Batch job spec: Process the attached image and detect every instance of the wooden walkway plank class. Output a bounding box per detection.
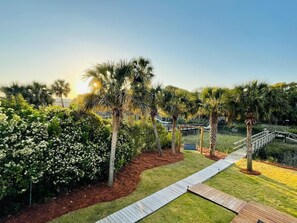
[188,183,247,213]
[96,148,247,223]
[189,184,297,223]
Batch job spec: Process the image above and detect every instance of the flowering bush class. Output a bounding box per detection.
[0,96,137,215]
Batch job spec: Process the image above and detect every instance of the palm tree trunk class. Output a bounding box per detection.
[108,114,120,187]
[209,114,218,157]
[171,117,177,154]
[151,115,162,156]
[246,123,253,172]
[61,95,64,107]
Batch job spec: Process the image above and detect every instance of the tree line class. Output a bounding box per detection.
[1,80,70,108]
[1,57,297,186]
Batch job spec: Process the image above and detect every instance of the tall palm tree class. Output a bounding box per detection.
[130,58,165,156]
[200,87,227,156]
[160,86,193,154]
[233,81,269,172]
[81,59,153,187]
[51,79,71,107]
[147,85,163,156]
[130,57,154,115]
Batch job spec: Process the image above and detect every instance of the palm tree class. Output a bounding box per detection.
[81,59,153,187]
[147,85,163,156]
[129,58,164,156]
[160,86,193,154]
[233,81,269,172]
[1,82,53,107]
[26,82,54,107]
[51,80,71,107]
[130,57,154,115]
[200,87,227,156]
[0,82,27,98]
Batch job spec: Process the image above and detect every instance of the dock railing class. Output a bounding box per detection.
[232,130,275,152]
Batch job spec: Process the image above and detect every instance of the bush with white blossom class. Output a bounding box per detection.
[0,96,137,215]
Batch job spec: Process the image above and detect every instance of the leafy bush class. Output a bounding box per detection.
[129,121,171,153]
[0,97,138,216]
[254,139,297,167]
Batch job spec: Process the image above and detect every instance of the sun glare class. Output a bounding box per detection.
[76,80,90,94]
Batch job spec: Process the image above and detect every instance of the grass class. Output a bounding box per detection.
[52,135,297,222]
[141,193,235,223]
[51,151,231,223]
[206,159,297,217]
[182,132,245,153]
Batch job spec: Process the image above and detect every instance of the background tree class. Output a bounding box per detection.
[200,87,227,156]
[0,82,26,98]
[264,83,290,124]
[1,82,53,107]
[51,79,71,107]
[25,82,54,107]
[160,86,197,154]
[233,81,269,172]
[285,82,297,125]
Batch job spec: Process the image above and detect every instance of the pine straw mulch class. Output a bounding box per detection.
[3,150,183,223]
[198,147,228,161]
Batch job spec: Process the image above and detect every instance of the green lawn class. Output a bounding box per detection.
[183,132,245,153]
[140,159,297,222]
[206,159,297,217]
[52,146,297,223]
[141,193,235,223]
[51,151,223,223]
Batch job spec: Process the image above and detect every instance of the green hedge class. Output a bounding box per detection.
[0,96,173,216]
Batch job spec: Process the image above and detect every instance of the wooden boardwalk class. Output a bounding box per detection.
[232,201,297,223]
[96,147,247,223]
[189,184,297,223]
[188,183,247,213]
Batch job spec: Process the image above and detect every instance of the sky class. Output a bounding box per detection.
[0,0,296,98]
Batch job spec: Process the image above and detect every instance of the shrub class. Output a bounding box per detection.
[254,139,297,167]
[0,99,138,216]
[129,120,171,153]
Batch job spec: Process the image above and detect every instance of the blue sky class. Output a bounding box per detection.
[0,0,296,98]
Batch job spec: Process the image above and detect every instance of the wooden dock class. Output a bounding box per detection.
[188,183,247,213]
[96,148,247,223]
[232,201,297,223]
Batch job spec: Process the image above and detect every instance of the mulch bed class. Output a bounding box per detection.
[3,150,183,223]
[240,169,262,175]
[198,147,228,161]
